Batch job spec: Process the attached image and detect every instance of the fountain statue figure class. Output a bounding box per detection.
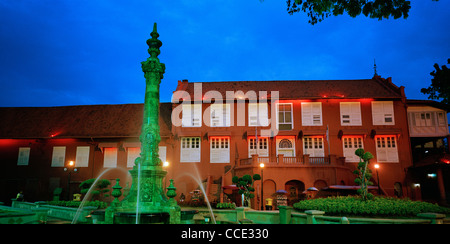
[114,23,180,224]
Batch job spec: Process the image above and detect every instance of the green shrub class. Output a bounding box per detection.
[216,202,236,209]
[47,200,108,209]
[293,196,450,217]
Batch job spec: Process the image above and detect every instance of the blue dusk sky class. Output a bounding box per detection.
[0,0,449,107]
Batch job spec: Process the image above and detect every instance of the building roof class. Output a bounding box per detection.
[0,103,172,139]
[407,99,450,112]
[173,76,405,101]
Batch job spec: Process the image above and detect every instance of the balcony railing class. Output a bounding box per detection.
[239,154,343,167]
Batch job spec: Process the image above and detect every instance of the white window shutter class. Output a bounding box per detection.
[224,104,231,126]
[51,146,66,167]
[75,146,90,167]
[248,103,258,126]
[182,104,192,127]
[104,148,118,168]
[17,147,30,166]
[259,103,269,126]
[158,146,167,163]
[350,103,362,125]
[210,138,230,163]
[302,103,312,125]
[312,103,322,125]
[192,104,202,126]
[372,102,384,125]
[127,147,140,167]
[386,137,399,162]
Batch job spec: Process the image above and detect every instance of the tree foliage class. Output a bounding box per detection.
[79,178,111,199]
[232,174,261,207]
[285,0,412,24]
[353,148,374,201]
[421,59,450,105]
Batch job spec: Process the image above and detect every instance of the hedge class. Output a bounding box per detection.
[293,196,450,217]
[46,200,108,209]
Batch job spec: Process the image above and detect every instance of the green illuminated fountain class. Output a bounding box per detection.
[113,23,181,224]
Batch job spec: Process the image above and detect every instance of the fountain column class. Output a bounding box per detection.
[119,23,180,223]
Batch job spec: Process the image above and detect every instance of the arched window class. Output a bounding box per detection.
[279,139,293,149]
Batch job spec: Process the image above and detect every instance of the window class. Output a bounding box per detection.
[248,137,269,157]
[17,147,30,166]
[159,146,167,163]
[75,146,90,167]
[375,136,399,162]
[438,112,446,126]
[210,137,230,163]
[51,146,66,167]
[182,104,202,127]
[276,137,295,157]
[104,148,118,168]
[126,146,167,167]
[180,137,201,162]
[248,103,268,126]
[372,101,394,125]
[340,102,362,126]
[303,136,324,157]
[302,102,322,126]
[210,104,231,127]
[127,147,140,168]
[414,112,433,127]
[342,136,363,162]
[277,103,293,130]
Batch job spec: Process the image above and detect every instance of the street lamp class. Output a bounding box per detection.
[374,163,380,195]
[64,161,78,200]
[260,163,264,211]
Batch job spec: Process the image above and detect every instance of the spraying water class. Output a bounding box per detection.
[71,167,129,224]
[175,164,216,224]
[135,162,141,224]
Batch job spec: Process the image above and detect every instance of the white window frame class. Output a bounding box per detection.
[437,112,447,126]
[276,137,296,157]
[180,137,201,163]
[182,104,202,127]
[210,103,231,127]
[303,136,324,157]
[51,146,66,167]
[276,103,294,130]
[248,103,269,127]
[248,137,269,157]
[127,147,140,168]
[372,101,395,125]
[342,136,364,162]
[375,136,399,162]
[340,102,362,126]
[75,146,90,167]
[210,137,230,163]
[126,146,167,167]
[17,147,30,166]
[302,102,322,126]
[103,147,118,168]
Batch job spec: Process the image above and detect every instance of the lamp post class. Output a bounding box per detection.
[64,161,78,200]
[374,163,380,195]
[260,163,264,211]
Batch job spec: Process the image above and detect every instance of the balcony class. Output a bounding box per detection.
[238,154,346,168]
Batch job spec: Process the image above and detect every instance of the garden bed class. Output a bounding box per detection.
[293,196,450,218]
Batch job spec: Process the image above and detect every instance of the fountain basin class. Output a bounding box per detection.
[181,210,198,220]
[114,211,170,224]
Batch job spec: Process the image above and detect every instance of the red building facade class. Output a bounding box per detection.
[0,76,420,208]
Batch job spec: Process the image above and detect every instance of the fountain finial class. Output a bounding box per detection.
[147,22,162,58]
